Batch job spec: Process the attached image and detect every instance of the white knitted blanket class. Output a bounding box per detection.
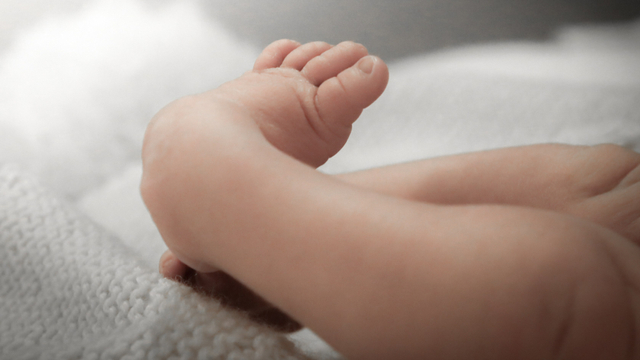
[0,164,310,359]
[0,1,638,359]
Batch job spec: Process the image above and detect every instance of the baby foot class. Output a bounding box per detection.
[144,39,388,255]
[206,39,388,167]
[143,40,388,330]
[144,39,389,271]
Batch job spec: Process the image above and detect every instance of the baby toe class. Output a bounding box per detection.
[253,39,301,71]
[281,41,333,70]
[159,250,190,280]
[301,41,368,86]
[312,55,389,152]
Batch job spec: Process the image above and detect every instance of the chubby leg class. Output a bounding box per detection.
[145,133,640,359]
[337,143,640,243]
[161,143,640,332]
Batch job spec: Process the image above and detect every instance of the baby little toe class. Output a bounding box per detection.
[253,39,301,71]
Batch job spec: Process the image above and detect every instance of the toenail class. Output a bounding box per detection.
[357,56,375,74]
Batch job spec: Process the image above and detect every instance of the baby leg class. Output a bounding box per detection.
[337,143,640,242]
[161,142,640,332]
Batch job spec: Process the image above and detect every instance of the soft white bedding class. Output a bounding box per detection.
[0,1,638,358]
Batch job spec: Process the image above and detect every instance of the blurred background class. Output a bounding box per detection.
[2,0,639,61]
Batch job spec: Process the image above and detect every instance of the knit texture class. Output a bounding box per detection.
[0,165,309,360]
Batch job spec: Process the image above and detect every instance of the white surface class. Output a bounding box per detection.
[0,0,87,51]
[0,0,258,198]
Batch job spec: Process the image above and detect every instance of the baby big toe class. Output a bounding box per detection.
[313,55,389,149]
